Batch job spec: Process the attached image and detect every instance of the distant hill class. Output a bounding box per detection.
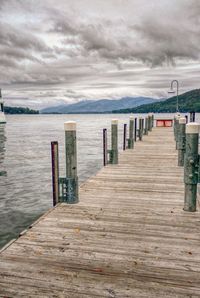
[41,97,160,114]
[5,106,39,114]
[113,89,200,113]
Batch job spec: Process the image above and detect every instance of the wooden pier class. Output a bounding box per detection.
[1,126,200,297]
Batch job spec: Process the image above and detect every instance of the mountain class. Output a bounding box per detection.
[113,89,200,113]
[41,97,159,114]
[5,106,39,114]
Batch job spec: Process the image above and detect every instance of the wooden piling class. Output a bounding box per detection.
[51,141,59,206]
[134,118,137,142]
[103,128,107,166]
[189,112,195,122]
[177,117,186,167]
[64,121,79,204]
[139,117,143,141]
[184,122,200,212]
[110,119,118,164]
[144,117,148,135]
[123,124,127,151]
[128,116,134,149]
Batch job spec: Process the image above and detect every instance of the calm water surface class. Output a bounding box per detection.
[0,113,199,248]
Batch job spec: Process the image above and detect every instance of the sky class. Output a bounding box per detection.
[0,0,200,109]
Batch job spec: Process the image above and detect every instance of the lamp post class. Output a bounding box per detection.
[168,80,179,112]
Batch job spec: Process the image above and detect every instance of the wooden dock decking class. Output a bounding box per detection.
[1,127,200,297]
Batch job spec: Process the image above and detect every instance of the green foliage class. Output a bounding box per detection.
[113,89,200,113]
[4,106,39,114]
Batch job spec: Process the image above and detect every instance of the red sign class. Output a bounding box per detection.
[156,119,173,127]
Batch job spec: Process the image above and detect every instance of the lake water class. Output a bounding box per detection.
[0,113,199,248]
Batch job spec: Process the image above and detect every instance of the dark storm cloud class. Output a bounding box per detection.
[0,0,200,108]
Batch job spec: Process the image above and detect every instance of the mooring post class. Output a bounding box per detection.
[139,117,143,141]
[103,128,108,166]
[128,116,134,149]
[51,141,59,206]
[109,119,118,164]
[148,114,152,132]
[144,117,148,135]
[185,115,188,123]
[177,117,186,166]
[184,122,200,212]
[123,123,127,151]
[152,114,154,128]
[174,114,181,149]
[190,112,195,122]
[134,118,137,142]
[64,121,79,203]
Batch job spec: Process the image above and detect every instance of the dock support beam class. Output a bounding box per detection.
[64,121,79,204]
[177,117,186,167]
[128,116,134,149]
[109,119,118,164]
[184,123,200,212]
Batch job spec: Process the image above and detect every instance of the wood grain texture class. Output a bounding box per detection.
[1,127,200,297]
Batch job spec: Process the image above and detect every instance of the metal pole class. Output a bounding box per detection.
[103,128,107,166]
[128,116,134,149]
[123,124,127,151]
[184,123,200,212]
[177,117,186,167]
[51,141,59,206]
[110,119,118,164]
[64,121,79,203]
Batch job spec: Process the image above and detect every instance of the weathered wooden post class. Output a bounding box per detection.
[139,117,143,141]
[103,128,108,166]
[148,114,152,131]
[109,119,118,164]
[174,114,181,149]
[152,114,154,128]
[190,112,195,122]
[144,117,148,135]
[63,121,79,203]
[128,116,134,149]
[51,141,59,206]
[177,117,186,166]
[184,122,200,212]
[134,118,137,142]
[123,124,127,151]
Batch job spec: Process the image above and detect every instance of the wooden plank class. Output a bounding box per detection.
[0,127,200,297]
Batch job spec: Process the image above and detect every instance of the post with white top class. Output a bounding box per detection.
[109,119,118,164]
[63,121,79,203]
[174,114,181,149]
[177,117,186,166]
[128,116,134,149]
[184,123,200,212]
